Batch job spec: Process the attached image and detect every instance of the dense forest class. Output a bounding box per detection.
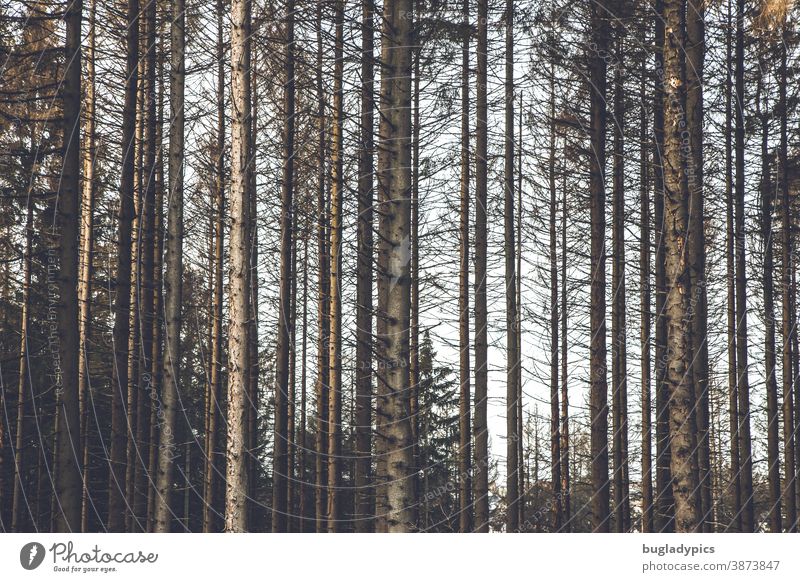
[0,0,799,533]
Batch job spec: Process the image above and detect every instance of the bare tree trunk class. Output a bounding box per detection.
[11,198,34,532]
[225,0,252,532]
[611,32,630,533]
[653,0,674,532]
[272,0,295,533]
[560,143,571,532]
[723,0,741,532]
[147,52,166,531]
[154,0,185,532]
[375,0,415,532]
[733,0,754,532]
[473,0,490,533]
[780,32,797,533]
[299,236,309,531]
[663,0,700,532]
[589,0,610,533]
[548,70,562,532]
[686,0,711,532]
[135,0,157,530]
[759,83,781,532]
[108,0,139,533]
[79,0,97,532]
[354,0,375,533]
[326,0,344,533]
[639,63,653,533]
[203,0,225,533]
[457,0,472,535]
[504,0,520,533]
[410,35,421,530]
[314,1,329,532]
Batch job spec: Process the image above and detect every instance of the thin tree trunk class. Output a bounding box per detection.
[203,0,225,533]
[759,85,781,532]
[733,0,754,532]
[686,0,711,532]
[375,0,415,533]
[780,31,797,532]
[639,62,653,533]
[548,69,562,532]
[589,0,610,533]
[108,0,139,533]
[457,0,472,535]
[560,141,571,532]
[354,0,375,533]
[473,0,490,533]
[11,198,34,532]
[314,1,329,532]
[299,236,309,531]
[78,0,97,533]
[225,0,252,532]
[154,0,185,533]
[272,0,295,533]
[135,0,157,530]
[723,0,741,532]
[611,31,630,533]
[326,0,344,533]
[504,0,520,534]
[653,0,674,532]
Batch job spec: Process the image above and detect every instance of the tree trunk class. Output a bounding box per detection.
[203,0,225,533]
[639,63,653,533]
[548,69,562,532]
[375,0,415,533]
[272,0,295,533]
[473,0,490,533]
[653,0,674,532]
[108,0,139,533]
[780,32,797,532]
[354,0,375,533]
[611,31,630,533]
[733,0,754,532]
[457,0,472,534]
[723,0,741,532]
[314,1,330,532]
[225,0,252,532]
[759,84,781,532]
[560,141,571,532]
[663,0,700,532]
[686,0,711,532]
[154,0,185,533]
[589,0,610,533]
[504,0,520,534]
[326,0,344,533]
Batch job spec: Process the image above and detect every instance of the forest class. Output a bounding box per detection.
[0,0,799,534]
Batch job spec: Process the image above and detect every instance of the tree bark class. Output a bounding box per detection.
[504,0,520,534]
[457,0,472,534]
[733,0,754,532]
[611,31,630,533]
[108,0,139,533]
[326,0,344,533]
[272,0,295,533]
[375,0,415,533]
[154,0,185,533]
[225,0,252,532]
[355,0,375,533]
[473,0,490,533]
[589,0,610,533]
[203,0,225,533]
[662,0,700,532]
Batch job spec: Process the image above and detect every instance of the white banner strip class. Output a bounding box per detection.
[0,533,797,581]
